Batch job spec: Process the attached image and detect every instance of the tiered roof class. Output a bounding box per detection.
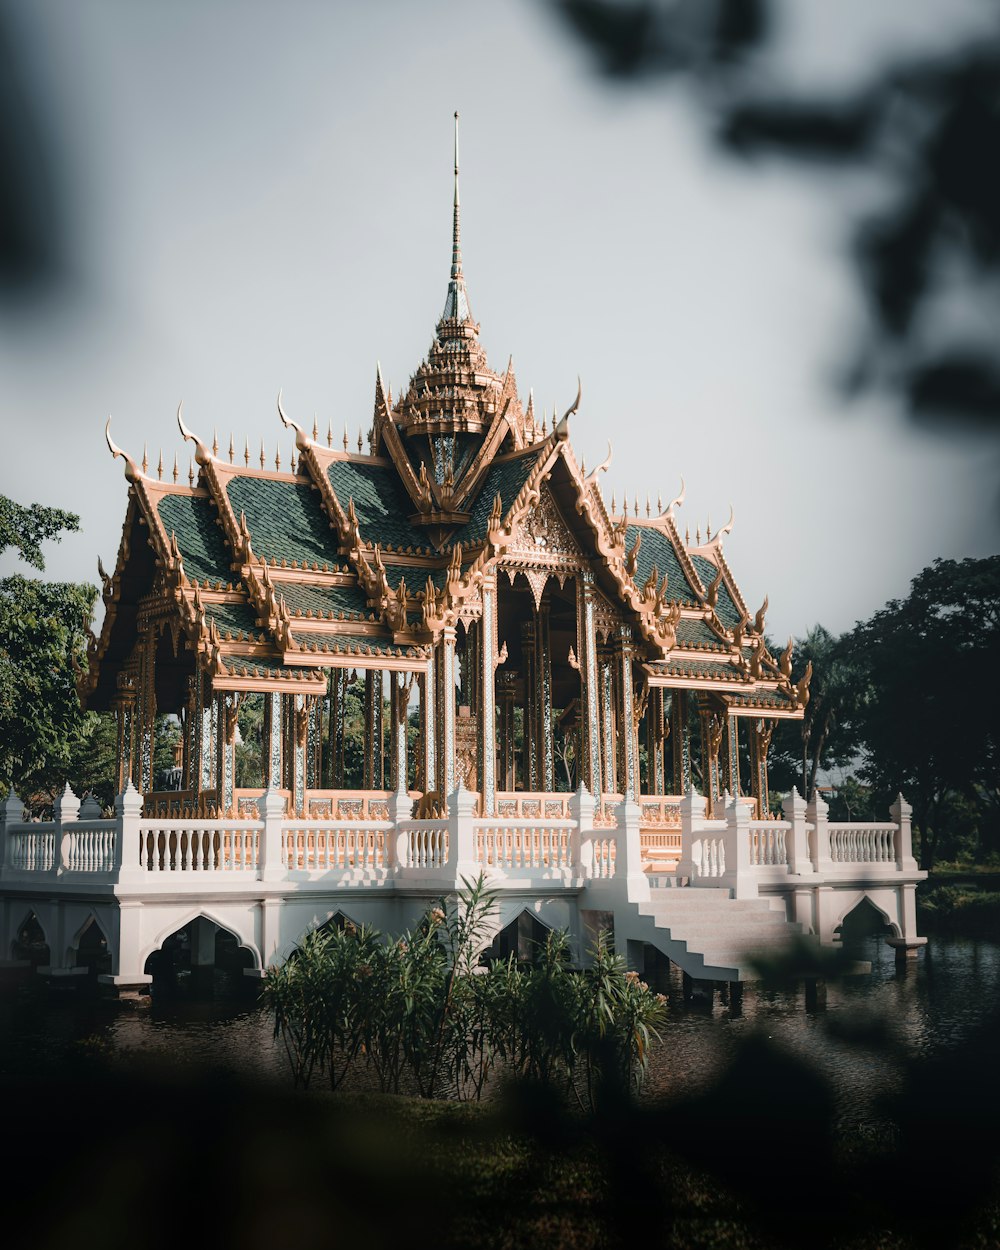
[85,118,809,722]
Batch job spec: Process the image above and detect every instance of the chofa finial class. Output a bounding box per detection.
[105,417,140,481]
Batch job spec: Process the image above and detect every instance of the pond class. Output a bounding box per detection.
[2,933,996,1132]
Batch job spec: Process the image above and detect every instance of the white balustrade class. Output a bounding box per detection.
[64,822,117,873]
[398,820,449,869]
[476,820,574,873]
[137,820,260,872]
[591,834,617,879]
[828,823,897,864]
[282,822,388,872]
[748,820,790,867]
[9,826,55,872]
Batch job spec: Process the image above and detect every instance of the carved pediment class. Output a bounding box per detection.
[506,487,585,564]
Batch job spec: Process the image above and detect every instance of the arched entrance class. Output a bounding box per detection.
[144,916,255,998]
[11,912,49,967]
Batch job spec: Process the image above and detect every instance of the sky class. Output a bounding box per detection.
[1,0,997,645]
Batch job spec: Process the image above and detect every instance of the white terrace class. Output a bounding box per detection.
[0,783,926,992]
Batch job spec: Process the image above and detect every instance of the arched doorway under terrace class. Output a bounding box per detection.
[11,912,49,968]
[143,916,256,998]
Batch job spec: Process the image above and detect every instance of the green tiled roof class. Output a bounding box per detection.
[327,460,430,551]
[452,450,541,546]
[727,689,797,711]
[157,494,233,585]
[647,657,747,682]
[382,562,450,592]
[674,616,727,650]
[289,631,429,658]
[690,554,742,627]
[277,581,373,620]
[226,476,334,567]
[222,654,324,681]
[625,525,701,605]
[204,600,262,640]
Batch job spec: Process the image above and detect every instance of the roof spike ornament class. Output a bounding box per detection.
[259,439,266,470]
[142,443,148,475]
[277,388,311,452]
[212,428,219,457]
[312,415,319,441]
[343,424,349,452]
[228,433,234,463]
[188,457,195,487]
[157,449,163,480]
[663,477,685,521]
[172,452,179,483]
[326,419,332,448]
[244,436,250,467]
[358,428,363,454]
[177,402,213,465]
[104,417,141,482]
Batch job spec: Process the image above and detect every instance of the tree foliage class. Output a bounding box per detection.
[0,495,102,806]
[847,555,1000,868]
[552,0,1000,429]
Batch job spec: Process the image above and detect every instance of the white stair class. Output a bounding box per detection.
[621,886,812,981]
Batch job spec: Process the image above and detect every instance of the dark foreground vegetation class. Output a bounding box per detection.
[918,871,1000,938]
[2,1004,998,1250]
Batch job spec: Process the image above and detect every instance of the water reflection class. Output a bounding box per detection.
[1,934,997,1128]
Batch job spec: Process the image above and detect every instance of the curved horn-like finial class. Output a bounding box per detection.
[105,417,140,481]
[585,439,613,485]
[716,504,735,542]
[277,388,311,452]
[176,402,212,466]
[554,377,581,440]
[662,476,685,520]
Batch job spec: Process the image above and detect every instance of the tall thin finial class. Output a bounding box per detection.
[451,111,462,281]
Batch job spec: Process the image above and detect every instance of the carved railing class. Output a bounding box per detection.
[283,821,389,872]
[828,823,897,864]
[477,820,574,873]
[748,820,790,867]
[137,819,260,872]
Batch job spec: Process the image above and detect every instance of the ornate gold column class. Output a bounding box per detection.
[478,577,498,815]
[136,626,156,795]
[363,671,380,790]
[535,592,554,793]
[699,701,724,817]
[263,691,283,789]
[649,688,667,795]
[724,713,741,797]
[751,718,775,818]
[616,625,640,800]
[421,655,436,794]
[576,572,603,799]
[438,627,457,797]
[216,691,239,814]
[390,672,412,793]
[328,668,348,788]
[599,647,616,796]
[520,620,537,790]
[115,671,138,793]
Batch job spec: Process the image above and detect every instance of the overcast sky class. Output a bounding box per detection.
[2,0,997,644]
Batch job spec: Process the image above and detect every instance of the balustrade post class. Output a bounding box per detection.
[890,794,919,872]
[676,787,706,883]
[388,789,414,875]
[113,782,144,883]
[448,783,478,883]
[52,783,80,876]
[258,789,286,882]
[806,790,833,875]
[615,797,650,902]
[569,784,595,879]
[781,787,813,876]
[723,793,757,899]
[0,791,25,876]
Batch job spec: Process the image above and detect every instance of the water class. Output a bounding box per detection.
[1,934,997,1131]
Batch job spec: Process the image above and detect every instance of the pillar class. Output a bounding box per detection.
[136,627,156,794]
[363,670,381,790]
[114,672,138,793]
[599,648,616,796]
[421,655,436,794]
[521,620,537,790]
[216,691,238,815]
[699,702,723,817]
[649,688,667,795]
[577,573,603,801]
[617,625,639,801]
[263,691,283,790]
[535,592,554,793]
[479,578,498,815]
[391,672,411,793]
[725,714,740,797]
[439,628,457,798]
[751,718,775,818]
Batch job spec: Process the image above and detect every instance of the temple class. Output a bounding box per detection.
[0,118,926,991]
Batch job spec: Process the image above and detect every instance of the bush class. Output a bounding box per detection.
[262,875,668,1107]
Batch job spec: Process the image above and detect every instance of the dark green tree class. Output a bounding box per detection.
[847,555,1000,868]
[0,496,99,807]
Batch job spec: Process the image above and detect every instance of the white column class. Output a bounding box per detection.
[577,573,604,801]
[617,626,639,800]
[479,579,498,815]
